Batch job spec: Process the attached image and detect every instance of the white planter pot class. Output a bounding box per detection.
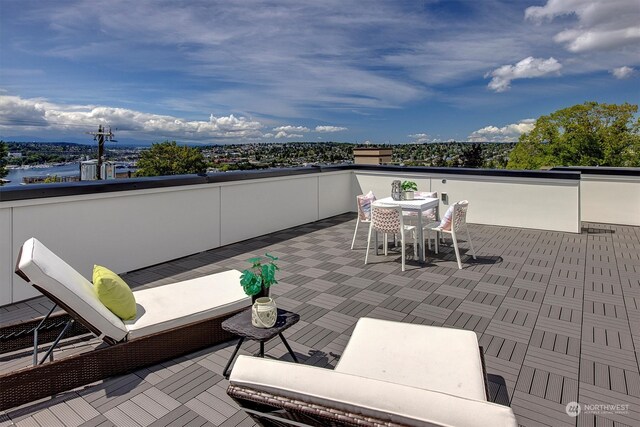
[402,191,414,200]
[251,297,277,328]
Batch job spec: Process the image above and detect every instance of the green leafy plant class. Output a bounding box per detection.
[401,180,418,191]
[239,253,279,296]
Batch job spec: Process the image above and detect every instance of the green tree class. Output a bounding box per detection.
[43,175,60,183]
[460,143,483,168]
[0,141,8,183]
[135,141,208,177]
[508,102,640,169]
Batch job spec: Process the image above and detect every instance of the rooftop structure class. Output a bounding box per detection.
[1,164,639,426]
[353,147,393,165]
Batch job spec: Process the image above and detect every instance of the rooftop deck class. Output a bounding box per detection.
[1,214,639,427]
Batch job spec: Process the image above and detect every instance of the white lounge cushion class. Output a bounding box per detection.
[335,318,486,400]
[230,356,517,427]
[125,270,249,339]
[16,238,128,342]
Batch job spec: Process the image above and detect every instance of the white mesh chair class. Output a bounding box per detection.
[425,200,476,269]
[365,202,417,271]
[351,192,376,250]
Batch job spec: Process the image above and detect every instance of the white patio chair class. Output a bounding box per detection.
[350,191,376,249]
[425,200,476,269]
[365,202,417,271]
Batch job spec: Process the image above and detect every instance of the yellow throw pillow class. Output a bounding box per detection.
[93,265,137,320]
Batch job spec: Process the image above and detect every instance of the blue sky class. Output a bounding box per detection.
[0,0,638,145]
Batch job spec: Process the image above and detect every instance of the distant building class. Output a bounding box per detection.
[8,152,22,158]
[80,160,116,180]
[353,147,392,165]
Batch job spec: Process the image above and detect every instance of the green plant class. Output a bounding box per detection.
[239,253,279,296]
[401,180,417,191]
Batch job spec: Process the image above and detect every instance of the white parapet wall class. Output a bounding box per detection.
[0,170,353,306]
[353,169,581,233]
[3,165,632,306]
[579,173,640,226]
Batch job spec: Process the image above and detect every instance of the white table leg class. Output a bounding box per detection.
[418,210,424,263]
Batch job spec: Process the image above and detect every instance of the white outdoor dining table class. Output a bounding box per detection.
[376,196,440,263]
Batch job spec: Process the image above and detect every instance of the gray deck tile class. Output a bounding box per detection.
[3,215,640,426]
[103,407,141,427]
[77,416,115,427]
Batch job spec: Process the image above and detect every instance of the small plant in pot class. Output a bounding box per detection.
[240,253,279,303]
[401,180,418,200]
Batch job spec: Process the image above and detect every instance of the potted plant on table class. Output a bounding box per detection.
[240,253,279,328]
[401,180,418,200]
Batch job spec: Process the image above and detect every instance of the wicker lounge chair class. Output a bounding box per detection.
[227,317,518,427]
[0,237,250,410]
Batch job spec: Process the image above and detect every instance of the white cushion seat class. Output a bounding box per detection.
[126,270,248,339]
[335,318,486,400]
[230,356,516,427]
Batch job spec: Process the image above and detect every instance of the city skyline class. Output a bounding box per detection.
[1,0,638,145]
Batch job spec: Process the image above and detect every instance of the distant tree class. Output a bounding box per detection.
[43,175,60,183]
[508,102,640,169]
[460,143,483,168]
[0,141,8,183]
[135,141,208,177]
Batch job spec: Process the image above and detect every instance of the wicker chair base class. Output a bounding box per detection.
[0,309,244,410]
[228,384,407,427]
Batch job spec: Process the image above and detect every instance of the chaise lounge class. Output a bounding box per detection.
[0,237,250,410]
[227,317,518,426]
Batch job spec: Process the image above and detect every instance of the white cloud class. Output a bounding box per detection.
[272,125,310,133]
[315,125,347,132]
[274,131,303,139]
[408,133,430,143]
[525,0,640,53]
[0,94,263,141]
[468,119,535,142]
[407,133,444,143]
[0,95,49,127]
[486,57,562,92]
[611,66,634,79]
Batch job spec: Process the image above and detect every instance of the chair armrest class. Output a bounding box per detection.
[228,356,517,427]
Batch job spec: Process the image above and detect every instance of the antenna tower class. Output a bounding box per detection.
[86,125,116,180]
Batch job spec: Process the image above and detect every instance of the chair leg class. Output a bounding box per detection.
[435,231,439,254]
[427,229,432,251]
[466,227,477,259]
[365,224,373,265]
[401,231,406,271]
[350,218,360,250]
[384,233,388,256]
[452,235,463,269]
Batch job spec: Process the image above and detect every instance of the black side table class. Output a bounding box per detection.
[222,308,300,378]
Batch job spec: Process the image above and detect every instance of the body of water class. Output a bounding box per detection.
[3,164,80,187]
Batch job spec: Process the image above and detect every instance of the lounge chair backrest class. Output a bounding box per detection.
[15,238,128,343]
